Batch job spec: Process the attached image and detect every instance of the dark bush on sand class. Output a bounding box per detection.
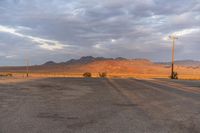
[83,72,92,78]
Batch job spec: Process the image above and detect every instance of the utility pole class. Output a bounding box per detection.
[26,57,29,77]
[169,35,178,79]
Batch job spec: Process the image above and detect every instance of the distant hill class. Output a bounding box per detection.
[158,60,200,67]
[38,57,158,74]
[0,56,155,73]
[43,56,200,68]
[42,61,57,66]
[175,60,200,67]
[42,56,127,66]
[1,56,200,79]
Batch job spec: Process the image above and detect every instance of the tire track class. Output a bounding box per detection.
[150,79,200,94]
[134,78,200,101]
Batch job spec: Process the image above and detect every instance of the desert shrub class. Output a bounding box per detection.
[83,72,92,78]
[6,73,13,77]
[0,73,13,77]
[170,72,178,79]
[99,72,107,78]
[173,72,178,79]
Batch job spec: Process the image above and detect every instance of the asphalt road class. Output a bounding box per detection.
[0,78,200,133]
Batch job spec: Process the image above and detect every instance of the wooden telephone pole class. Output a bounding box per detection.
[26,57,29,77]
[169,35,178,79]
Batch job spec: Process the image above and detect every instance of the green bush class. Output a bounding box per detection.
[83,72,92,78]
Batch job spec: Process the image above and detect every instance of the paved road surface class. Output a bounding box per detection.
[0,78,200,133]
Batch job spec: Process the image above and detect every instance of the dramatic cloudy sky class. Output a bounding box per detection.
[0,0,199,65]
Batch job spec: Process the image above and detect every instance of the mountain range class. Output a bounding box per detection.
[0,56,200,78]
[42,56,154,66]
[42,56,200,67]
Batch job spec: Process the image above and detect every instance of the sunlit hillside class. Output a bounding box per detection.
[0,57,200,79]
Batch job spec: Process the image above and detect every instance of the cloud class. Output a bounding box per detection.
[0,0,200,65]
[163,28,200,41]
[5,55,17,59]
[0,25,69,51]
[172,28,200,37]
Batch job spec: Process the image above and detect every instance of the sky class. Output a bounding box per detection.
[0,0,200,65]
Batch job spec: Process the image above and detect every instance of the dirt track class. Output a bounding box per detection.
[0,77,200,133]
